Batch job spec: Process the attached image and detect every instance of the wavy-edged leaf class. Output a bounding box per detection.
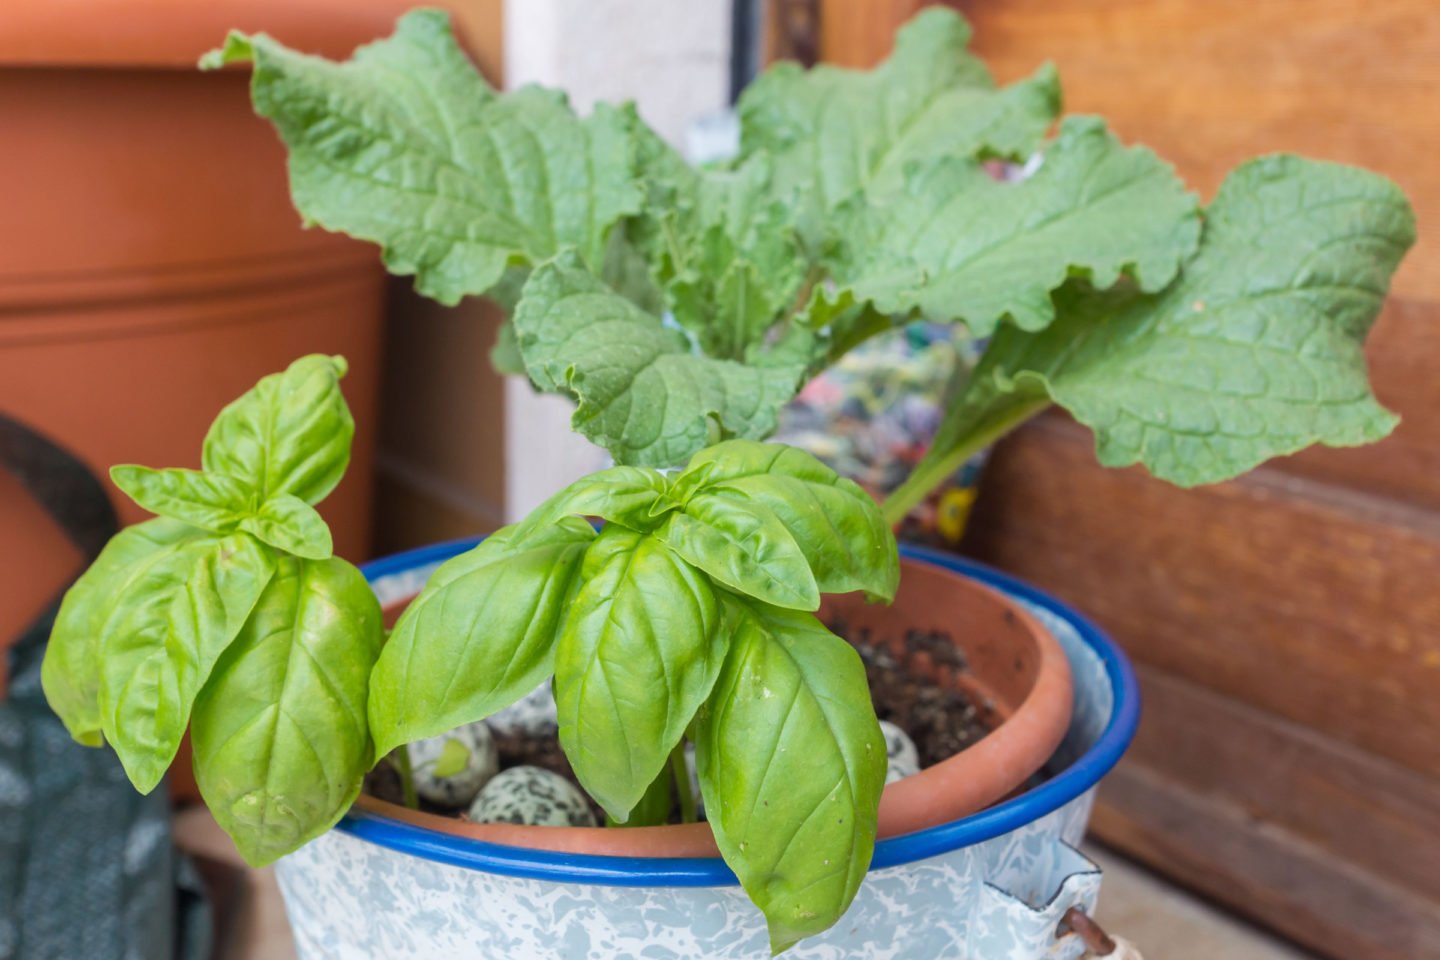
[513,254,806,467]
[839,116,1201,336]
[191,555,383,866]
[695,597,886,953]
[655,491,819,611]
[202,354,354,505]
[42,518,201,747]
[554,526,724,821]
[928,155,1415,489]
[97,533,275,793]
[674,440,898,601]
[368,518,595,760]
[240,494,334,560]
[206,11,641,305]
[110,466,252,532]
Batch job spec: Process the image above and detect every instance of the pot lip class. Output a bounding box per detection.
[339,539,1140,887]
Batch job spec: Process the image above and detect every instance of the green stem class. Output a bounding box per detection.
[881,397,1051,527]
[392,746,419,811]
[671,742,697,824]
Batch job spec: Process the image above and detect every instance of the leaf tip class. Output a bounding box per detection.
[198,32,255,72]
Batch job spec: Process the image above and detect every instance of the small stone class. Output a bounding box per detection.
[684,743,705,818]
[407,720,499,807]
[487,682,559,737]
[879,719,921,784]
[468,765,597,827]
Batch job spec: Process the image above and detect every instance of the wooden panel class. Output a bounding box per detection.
[950,0,1440,509]
[964,415,1440,775]
[1093,765,1440,960]
[1125,665,1440,901]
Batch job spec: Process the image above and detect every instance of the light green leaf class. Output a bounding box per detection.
[110,466,252,532]
[42,519,201,747]
[514,465,673,537]
[839,116,1201,335]
[368,518,595,760]
[203,354,354,505]
[191,555,383,866]
[431,738,473,780]
[206,11,641,305]
[97,533,275,794]
[513,254,806,467]
[674,440,898,601]
[239,494,334,560]
[654,489,820,611]
[554,526,725,821]
[924,155,1415,490]
[738,7,1060,241]
[695,597,886,953]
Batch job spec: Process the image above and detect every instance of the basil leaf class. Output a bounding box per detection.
[368,518,595,761]
[695,597,886,954]
[916,155,1415,490]
[674,440,899,602]
[554,526,725,821]
[611,764,675,829]
[109,466,252,532]
[513,253,806,467]
[738,7,1059,241]
[837,116,1202,336]
[205,11,641,305]
[41,518,201,747]
[191,555,383,866]
[239,494,333,560]
[202,354,354,505]
[654,492,819,612]
[514,465,673,536]
[97,533,275,793]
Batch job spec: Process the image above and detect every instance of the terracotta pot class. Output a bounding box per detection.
[361,552,1075,856]
[0,2,429,698]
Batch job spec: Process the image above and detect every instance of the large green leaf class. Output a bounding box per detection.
[695,597,886,954]
[553,526,725,821]
[738,7,1060,241]
[205,10,641,305]
[202,354,354,505]
[191,555,383,866]
[837,116,1201,336]
[109,466,252,532]
[41,518,201,747]
[673,440,898,602]
[513,254,806,467]
[906,156,1414,497]
[368,518,595,760]
[97,533,275,793]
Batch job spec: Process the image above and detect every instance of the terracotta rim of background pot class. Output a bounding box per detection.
[355,551,1075,858]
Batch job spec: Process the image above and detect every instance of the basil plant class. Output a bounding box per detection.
[41,4,1414,953]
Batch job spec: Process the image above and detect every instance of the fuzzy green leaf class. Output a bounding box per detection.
[368,518,595,761]
[695,597,886,954]
[206,10,641,305]
[554,526,725,822]
[42,519,202,747]
[97,533,275,794]
[191,555,383,866]
[930,156,1415,488]
[203,354,354,505]
[513,254,806,467]
[838,116,1201,336]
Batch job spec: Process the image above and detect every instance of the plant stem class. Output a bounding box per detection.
[392,746,419,811]
[671,742,697,824]
[881,397,1050,527]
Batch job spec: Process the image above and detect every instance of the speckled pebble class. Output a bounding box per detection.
[468,765,597,827]
[880,719,921,784]
[486,682,559,737]
[407,721,499,807]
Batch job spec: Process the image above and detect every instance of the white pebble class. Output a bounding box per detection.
[468,765,597,827]
[407,720,499,807]
[487,682,559,737]
[879,719,921,784]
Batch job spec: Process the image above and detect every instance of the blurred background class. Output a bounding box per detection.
[1,1,1435,959]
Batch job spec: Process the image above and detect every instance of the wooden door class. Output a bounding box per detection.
[794,2,1440,958]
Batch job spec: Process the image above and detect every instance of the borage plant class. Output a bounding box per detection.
[45,5,1413,952]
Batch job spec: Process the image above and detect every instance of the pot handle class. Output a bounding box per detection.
[1062,907,1144,959]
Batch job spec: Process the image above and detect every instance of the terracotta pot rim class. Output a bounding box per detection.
[347,546,1079,862]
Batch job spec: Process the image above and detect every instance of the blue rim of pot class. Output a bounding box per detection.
[341,538,1141,887]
